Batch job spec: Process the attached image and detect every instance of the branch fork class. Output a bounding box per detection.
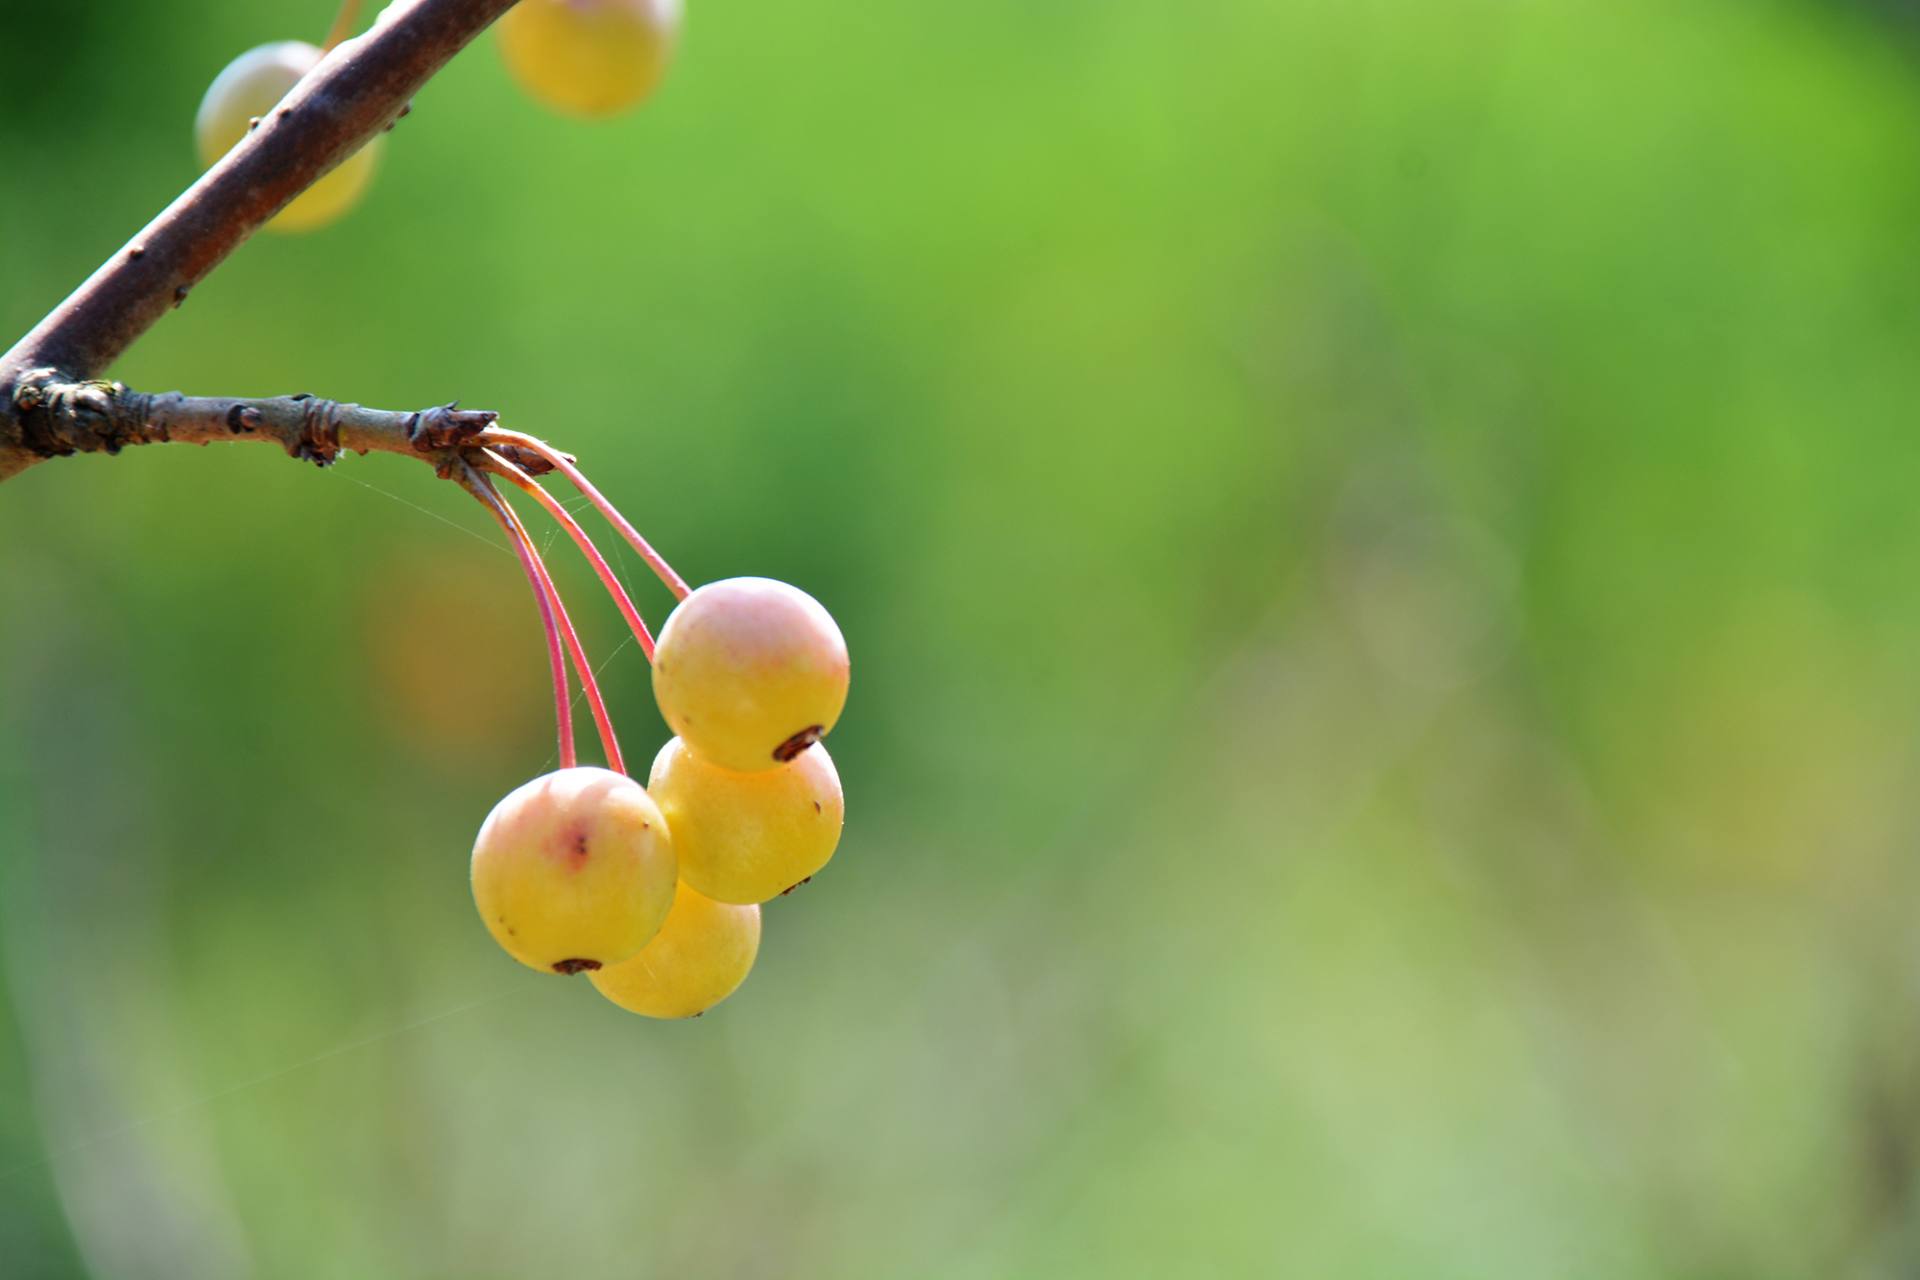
[0,0,521,483]
[0,0,687,775]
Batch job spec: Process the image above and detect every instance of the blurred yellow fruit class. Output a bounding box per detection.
[497,0,682,118]
[194,40,383,233]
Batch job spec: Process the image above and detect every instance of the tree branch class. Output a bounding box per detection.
[0,371,571,481]
[0,0,522,484]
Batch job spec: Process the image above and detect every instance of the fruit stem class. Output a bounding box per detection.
[321,0,366,53]
[497,494,626,775]
[456,461,576,770]
[479,428,692,600]
[485,449,657,661]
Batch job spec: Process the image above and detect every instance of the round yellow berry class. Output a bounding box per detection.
[471,767,677,975]
[589,883,760,1018]
[652,578,850,773]
[650,736,843,904]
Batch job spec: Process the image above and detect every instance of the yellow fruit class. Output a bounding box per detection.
[590,883,760,1018]
[471,767,677,974]
[194,41,382,233]
[652,578,850,773]
[497,0,682,118]
[649,736,843,904]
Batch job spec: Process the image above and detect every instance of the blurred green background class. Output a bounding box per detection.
[6,0,1920,1274]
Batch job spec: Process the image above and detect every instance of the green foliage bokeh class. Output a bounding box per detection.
[5,0,1920,1274]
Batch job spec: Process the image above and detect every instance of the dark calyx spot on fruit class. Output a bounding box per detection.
[773,725,824,763]
[813,801,822,814]
[552,958,601,975]
[556,827,591,870]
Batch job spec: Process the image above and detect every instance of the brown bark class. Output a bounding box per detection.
[2,373,559,478]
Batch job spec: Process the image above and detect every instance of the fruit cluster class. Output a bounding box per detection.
[473,575,850,1019]
[418,427,847,1019]
[195,0,682,233]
